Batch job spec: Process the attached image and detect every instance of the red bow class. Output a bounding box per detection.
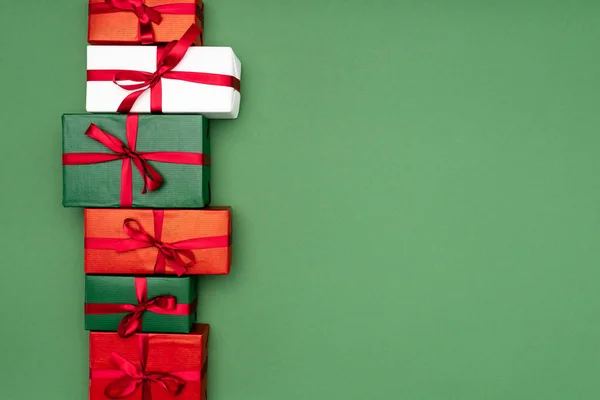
[87,24,241,113]
[107,0,161,44]
[89,122,163,194]
[115,211,196,276]
[104,335,186,400]
[117,277,177,337]
[62,114,207,207]
[89,0,200,44]
[118,295,176,337]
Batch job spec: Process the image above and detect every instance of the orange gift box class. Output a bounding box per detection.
[89,324,208,400]
[84,208,231,275]
[88,0,204,45]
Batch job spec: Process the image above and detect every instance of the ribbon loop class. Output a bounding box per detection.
[148,374,185,395]
[114,24,205,112]
[83,122,164,198]
[105,348,186,399]
[117,294,178,337]
[113,70,155,91]
[125,218,156,243]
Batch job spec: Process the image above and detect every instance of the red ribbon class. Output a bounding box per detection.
[89,0,202,44]
[92,334,201,400]
[85,277,195,338]
[62,114,207,207]
[85,210,230,276]
[87,24,241,113]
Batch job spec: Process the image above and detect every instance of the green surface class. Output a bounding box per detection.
[85,275,196,333]
[63,114,210,208]
[1,1,600,399]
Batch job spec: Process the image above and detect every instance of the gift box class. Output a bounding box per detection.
[86,24,241,118]
[88,0,204,45]
[62,113,210,209]
[85,275,197,336]
[89,325,208,400]
[85,208,231,275]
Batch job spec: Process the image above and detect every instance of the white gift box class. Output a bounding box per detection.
[86,46,242,119]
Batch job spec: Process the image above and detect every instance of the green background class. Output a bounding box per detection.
[0,1,599,399]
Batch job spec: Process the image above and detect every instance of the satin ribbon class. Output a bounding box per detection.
[85,210,230,276]
[89,0,202,44]
[62,114,208,207]
[85,277,196,337]
[87,24,241,113]
[92,334,202,400]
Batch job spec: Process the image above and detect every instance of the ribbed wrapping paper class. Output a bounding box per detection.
[84,208,232,275]
[88,0,204,45]
[85,275,198,334]
[89,325,209,400]
[62,114,210,209]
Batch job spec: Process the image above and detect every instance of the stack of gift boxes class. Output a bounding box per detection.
[61,1,241,399]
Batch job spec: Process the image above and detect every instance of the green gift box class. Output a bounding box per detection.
[85,275,198,336]
[62,113,210,208]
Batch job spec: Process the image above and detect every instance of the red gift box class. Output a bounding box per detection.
[88,0,204,45]
[89,324,208,400]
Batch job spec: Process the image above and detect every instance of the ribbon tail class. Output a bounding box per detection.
[170,264,188,277]
[131,157,149,194]
[167,249,195,276]
[117,88,147,113]
[117,313,142,338]
[144,162,163,192]
[131,157,163,194]
[154,253,167,274]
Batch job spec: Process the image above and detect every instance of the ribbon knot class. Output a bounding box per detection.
[115,217,196,276]
[112,34,189,111]
[118,292,178,338]
[85,123,163,195]
[132,4,161,25]
[119,145,139,159]
[105,0,162,43]
[153,240,174,255]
